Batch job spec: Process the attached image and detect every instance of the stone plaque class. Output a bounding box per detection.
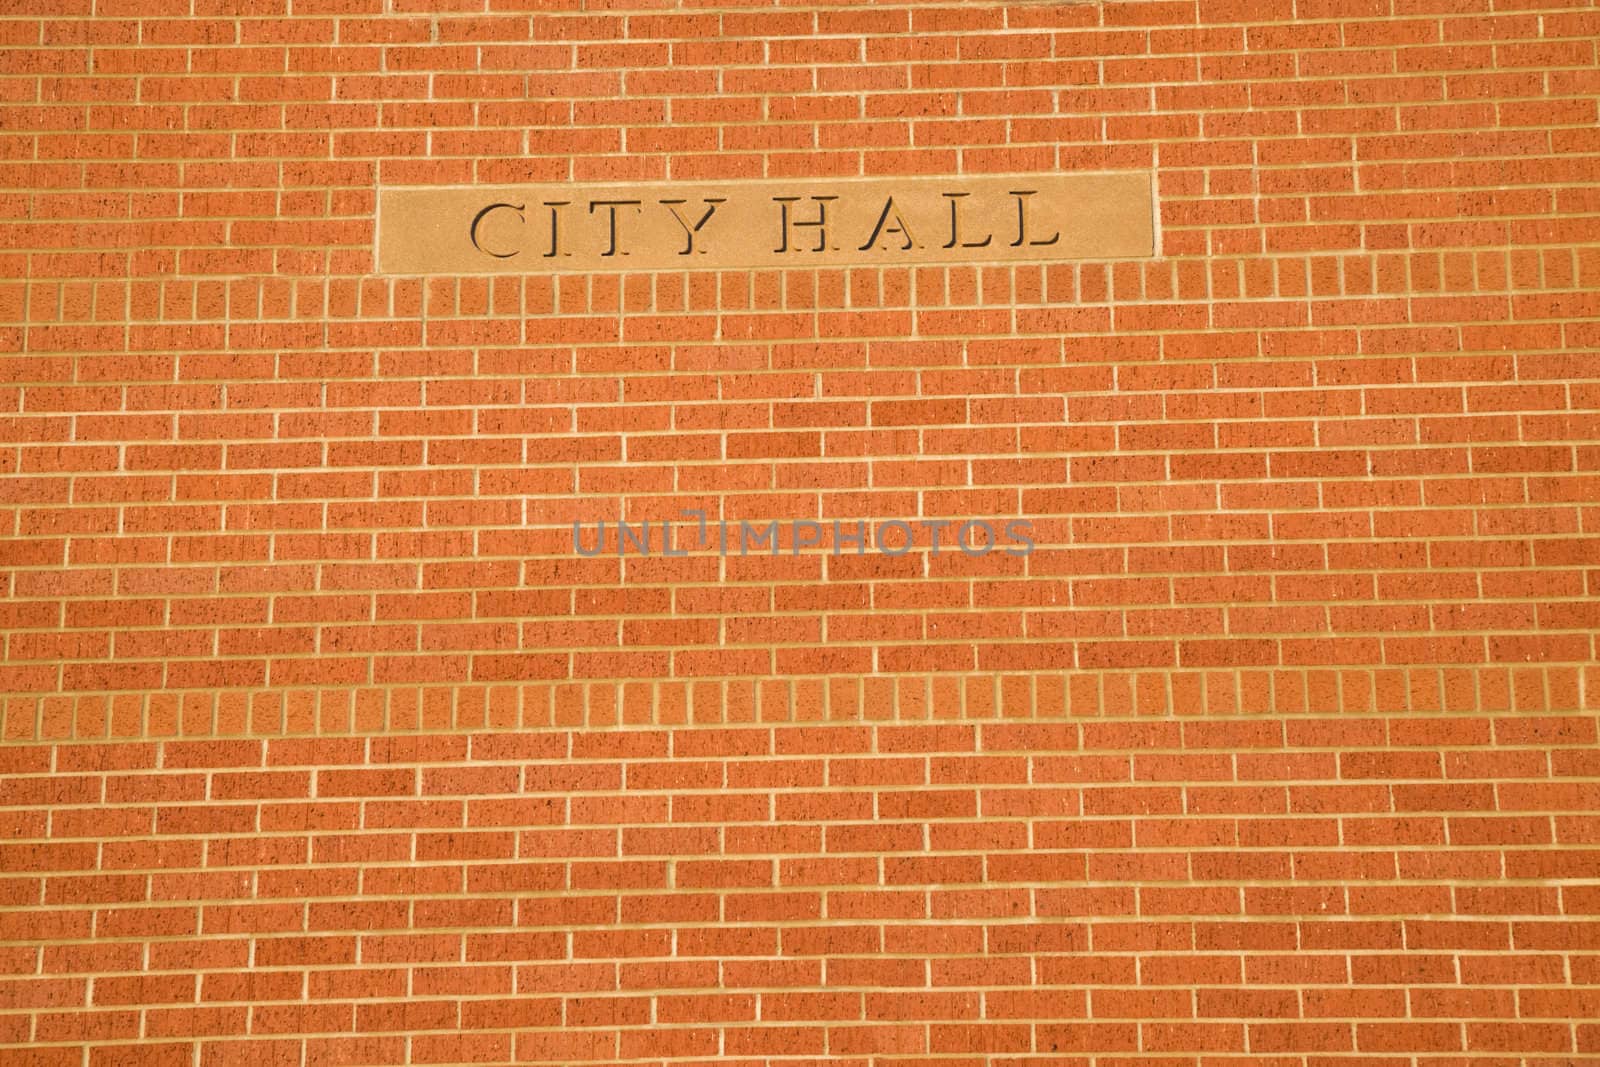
[377,172,1154,274]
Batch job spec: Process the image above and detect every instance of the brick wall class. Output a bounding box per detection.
[3,0,1599,1062]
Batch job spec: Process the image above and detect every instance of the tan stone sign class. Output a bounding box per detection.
[377,172,1154,274]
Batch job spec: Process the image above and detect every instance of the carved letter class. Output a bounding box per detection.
[858,196,917,252]
[469,202,523,259]
[941,192,992,249]
[542,200,570,258]
[659,198,725,256]
[773,196,837,253]
[1008,189,1060,248]
[588,199,642,256]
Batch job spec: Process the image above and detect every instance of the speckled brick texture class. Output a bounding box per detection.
[2,0,1600,1063]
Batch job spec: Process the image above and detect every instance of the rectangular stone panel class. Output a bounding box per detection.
[377,171,1154,274]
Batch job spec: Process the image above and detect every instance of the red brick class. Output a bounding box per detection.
[4,3,1600,1062]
